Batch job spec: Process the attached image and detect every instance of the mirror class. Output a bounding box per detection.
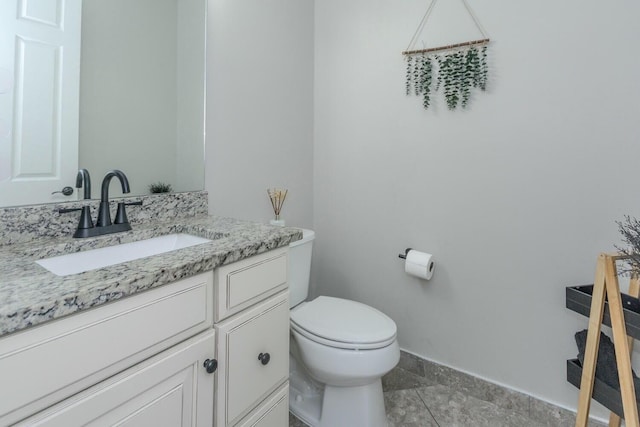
[0,0,206,207]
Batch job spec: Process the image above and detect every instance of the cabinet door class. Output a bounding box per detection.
[18,330,216,427]
[0,272,213,426]
[216,292,289,426]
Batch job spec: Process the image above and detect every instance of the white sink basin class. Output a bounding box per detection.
[36,233,211,277]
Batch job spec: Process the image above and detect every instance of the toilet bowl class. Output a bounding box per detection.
[288,230,400,427]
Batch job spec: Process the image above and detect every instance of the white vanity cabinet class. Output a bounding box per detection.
[0,272,215,426]
[214,247,290,427]
[0,246,291,427]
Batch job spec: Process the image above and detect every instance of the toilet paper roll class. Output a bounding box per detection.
[405,250,434,280]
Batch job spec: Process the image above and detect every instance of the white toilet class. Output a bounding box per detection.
[288,229,400,427]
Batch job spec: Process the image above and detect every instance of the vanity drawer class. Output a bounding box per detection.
[214,247,288,321]
[235,382,289,427]
[0,272,213,426]
[216,291,289,427]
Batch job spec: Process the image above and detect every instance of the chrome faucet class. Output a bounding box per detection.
[97,170,131,227]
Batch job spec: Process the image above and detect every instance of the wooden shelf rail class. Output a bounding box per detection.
[402,38,490,56]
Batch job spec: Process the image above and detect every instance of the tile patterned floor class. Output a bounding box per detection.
[289,365,607,427]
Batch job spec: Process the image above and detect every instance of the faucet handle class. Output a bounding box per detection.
[114,201,142,225]
[59,206,94,231]
[58,207,81,214]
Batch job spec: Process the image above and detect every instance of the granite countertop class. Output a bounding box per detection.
[0,215,302,337]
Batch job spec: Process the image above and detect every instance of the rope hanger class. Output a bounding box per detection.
[402,0,490,56]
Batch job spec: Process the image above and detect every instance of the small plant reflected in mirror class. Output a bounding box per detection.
[149,182,173,193]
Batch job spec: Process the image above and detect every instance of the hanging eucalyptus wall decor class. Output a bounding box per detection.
[403,0,491,111]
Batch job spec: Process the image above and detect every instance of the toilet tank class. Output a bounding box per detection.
[289,229,315,308]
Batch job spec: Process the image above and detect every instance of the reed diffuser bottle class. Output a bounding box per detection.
[267,188,288,226]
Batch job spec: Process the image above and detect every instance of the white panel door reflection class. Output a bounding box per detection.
[0,0,81,206]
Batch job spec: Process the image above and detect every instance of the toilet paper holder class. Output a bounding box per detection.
[398,248,412,259]
[398,248,435,279]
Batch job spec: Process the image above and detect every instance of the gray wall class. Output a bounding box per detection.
[176,0,206,193]
[80,0,176,195]
[205,0,640,418]
[205,0,314,228]
[314,0,640,417]
[80,0,205,197]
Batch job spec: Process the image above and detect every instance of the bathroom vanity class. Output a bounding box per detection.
[0,214,300,426]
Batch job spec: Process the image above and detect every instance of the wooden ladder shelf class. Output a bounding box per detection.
[574,253,639,427]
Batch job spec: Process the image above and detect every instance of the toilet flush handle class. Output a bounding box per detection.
[258,352,271,365]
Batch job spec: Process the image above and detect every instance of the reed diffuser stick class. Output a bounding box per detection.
[267,188,288,220]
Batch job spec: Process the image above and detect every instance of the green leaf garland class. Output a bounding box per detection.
[405,45,489,110]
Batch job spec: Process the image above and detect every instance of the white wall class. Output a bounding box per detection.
[314,0,640,415]
[205,0,314,227]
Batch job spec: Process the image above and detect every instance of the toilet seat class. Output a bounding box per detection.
[290,296,397,350]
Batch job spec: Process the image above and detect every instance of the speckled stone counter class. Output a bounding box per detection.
[0,215,302,337]
[0,191,208,246]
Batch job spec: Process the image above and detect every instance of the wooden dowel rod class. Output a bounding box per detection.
[604,252,634,261]
[608,274,640,427]
[604,255,639,426]
[575,255,608,427]
[402,38,490,56]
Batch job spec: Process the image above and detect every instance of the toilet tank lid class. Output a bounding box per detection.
[290,228,315,247]
[290,296,397,345]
